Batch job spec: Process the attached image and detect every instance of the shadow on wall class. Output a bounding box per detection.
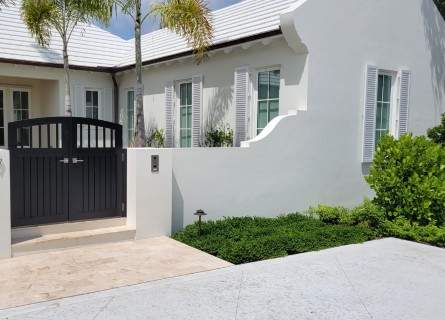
[203,87,233,133]
[171,172,184,234]
[422,0,445,113]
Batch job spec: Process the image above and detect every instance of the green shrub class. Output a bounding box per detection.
[307,200,385,230]
[383,218,445,248]
[427,113,445,146]
[349,199,386,229]
[366,134,445,226]
[203,125,233,147]
[173,215,373,264]
[307,205,349,224]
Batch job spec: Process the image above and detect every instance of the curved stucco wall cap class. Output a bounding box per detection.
[241,112,298,148]
[280,0,309,53]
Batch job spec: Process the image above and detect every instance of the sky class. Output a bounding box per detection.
[101,0,242,40]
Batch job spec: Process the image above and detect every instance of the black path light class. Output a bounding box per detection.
[194,209,207,235]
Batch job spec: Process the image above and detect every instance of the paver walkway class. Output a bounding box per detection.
[1,238,445,320]
[0,237,231,309]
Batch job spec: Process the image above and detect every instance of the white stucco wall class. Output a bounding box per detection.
[170,112,373,231]
[125,0,445,234]
[0,149,11,258]
[127,112,371,234]
[127,148,172,239]
[285,0,445,145]
[117,37,308,146]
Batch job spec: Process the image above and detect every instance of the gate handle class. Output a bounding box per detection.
[72,158,84,164]
[59,158,70,164]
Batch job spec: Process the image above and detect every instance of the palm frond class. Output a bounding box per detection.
[21,0,55,47]
[70,0,114,26]
[151,0,213,63]
[0,0,14,7]
[114,0,136,17]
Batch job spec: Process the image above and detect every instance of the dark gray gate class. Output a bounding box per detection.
[8,117,126,227]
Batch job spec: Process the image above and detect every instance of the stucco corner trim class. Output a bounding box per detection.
[241,113,298,148]
[280,0,308,54]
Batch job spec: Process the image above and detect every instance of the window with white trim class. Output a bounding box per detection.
[375,72,398,149]
[127,90,135,144]
[257,69,280,134]
[375,74,392,148]
[85,90,99,119]
[0,90,4,146]
[178,82,192,148]
[13,89,30,147]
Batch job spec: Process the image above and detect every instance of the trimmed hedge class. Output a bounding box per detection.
[173,214,374,264]
[308,202,445,248]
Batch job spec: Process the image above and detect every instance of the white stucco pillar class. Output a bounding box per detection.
[0,150,11,259]
[127,148,173,239]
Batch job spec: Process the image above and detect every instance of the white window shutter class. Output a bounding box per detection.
[165,81,174,148]
[362,65,378,163]
[398,70,411,137]
[101,88,113,122]
[234,67,249,147]
[192,75,203,147]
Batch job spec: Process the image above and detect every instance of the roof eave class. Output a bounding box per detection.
[0,28,283,74]
[0,57,116,73]
[113,28,284,73]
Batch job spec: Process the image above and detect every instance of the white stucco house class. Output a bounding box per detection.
[1,0,443,150]
[0,0,445,250]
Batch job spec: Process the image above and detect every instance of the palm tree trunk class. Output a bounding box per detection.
[134,0,146,147]
[63,39,72,117]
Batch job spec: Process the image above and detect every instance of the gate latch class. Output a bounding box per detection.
[59,158,70,164]
[72,158,84,164]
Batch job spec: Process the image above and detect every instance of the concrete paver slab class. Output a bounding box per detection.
[0,237,231,309]
[1,238,444,320]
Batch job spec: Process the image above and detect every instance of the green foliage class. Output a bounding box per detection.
[349,199,386,229]
[21,0,113,47]
[150,0,213,63]
[308,199,386,231]
[204,125,233,147]
[173,215,373,264]
[146,128,165,148]
[366,134,445,226]
[383,218,445,248]
[427,113,445,146]
[308,201,445,248]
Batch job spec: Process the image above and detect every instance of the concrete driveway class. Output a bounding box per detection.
[1,238,444,320]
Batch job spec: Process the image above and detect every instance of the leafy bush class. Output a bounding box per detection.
[307,205,349,225]
[173,215,374,264]
[349,199,386,229]
[308,199,386,230]
[366,134,445,226]
[427,113,445,146]
[203,125,233,147]
[383,218,445,248]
